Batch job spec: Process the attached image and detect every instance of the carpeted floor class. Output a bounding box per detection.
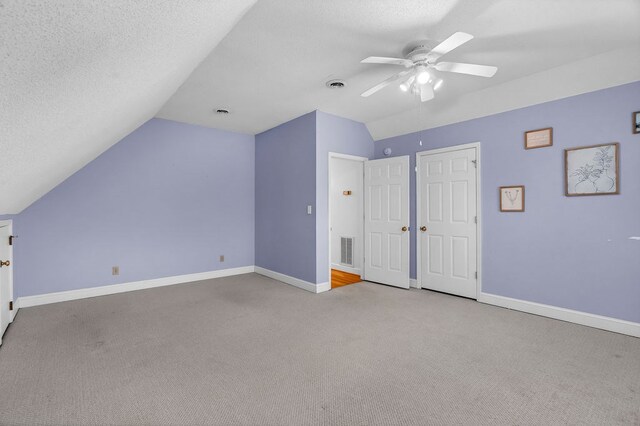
[0,273,638,425]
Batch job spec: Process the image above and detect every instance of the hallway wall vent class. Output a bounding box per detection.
[340,237,354,267]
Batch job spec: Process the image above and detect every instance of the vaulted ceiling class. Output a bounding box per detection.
[0,0,256,214]
[2,0,639,214]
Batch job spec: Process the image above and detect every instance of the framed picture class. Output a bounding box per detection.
[525,127,553,149]
[499,185,525,212]
[634,111,640,134]
[565,143,619,196]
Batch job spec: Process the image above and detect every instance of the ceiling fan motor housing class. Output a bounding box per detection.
[403,40,439,64]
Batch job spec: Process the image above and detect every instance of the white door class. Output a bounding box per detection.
[0,222,12,345]
[364,156,410,289]
[418,146,478,298]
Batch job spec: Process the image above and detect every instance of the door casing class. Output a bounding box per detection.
[327,152,368,288]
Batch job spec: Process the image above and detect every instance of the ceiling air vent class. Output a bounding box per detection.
[326,79,346,89]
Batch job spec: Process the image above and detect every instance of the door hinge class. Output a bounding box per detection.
[474,272,478,279]
[9,235,14,245]
[471,160,477,168]
[9,301,13,311]
[474,216,477,224]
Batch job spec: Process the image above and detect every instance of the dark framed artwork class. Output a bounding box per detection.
[634,111,640,134]
[499,185,525,212]
[565,143,619,196]
[525,127,553,149]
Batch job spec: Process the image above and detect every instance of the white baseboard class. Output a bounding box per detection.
[255,266,328,294]
[330,263,362,276]
[316,281,331,293]
[17,266,256,309]
[410,279,418,289]
[478,292,640,338]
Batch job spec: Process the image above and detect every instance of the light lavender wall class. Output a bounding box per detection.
[13,118,255,297]
[255,111,317,283]
[375,81,640,323]
[315,111,374,283]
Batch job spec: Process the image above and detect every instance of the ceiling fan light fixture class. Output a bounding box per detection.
[416,67,430,85]
[359,32,497,101]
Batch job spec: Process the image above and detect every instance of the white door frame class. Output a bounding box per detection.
[416,142,482,297]
[0,219,15,333]
[328,152,368,288]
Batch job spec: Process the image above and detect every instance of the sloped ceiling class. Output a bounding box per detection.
[157,0,640,139]
[0,0,257,214]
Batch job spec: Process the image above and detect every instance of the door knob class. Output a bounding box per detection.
[0,260,9,267]
[401,226,408,232]
[420,226,427,232]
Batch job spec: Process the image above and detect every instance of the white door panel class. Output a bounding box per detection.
[0,222,12,345]
[364,156,410,289]
[418,147,478,298]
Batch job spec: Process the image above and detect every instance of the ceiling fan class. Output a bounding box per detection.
[360,32,497,102]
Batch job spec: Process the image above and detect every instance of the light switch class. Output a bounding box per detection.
[307,205,312,215]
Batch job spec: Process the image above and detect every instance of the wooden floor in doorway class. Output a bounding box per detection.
[331,269,362,289]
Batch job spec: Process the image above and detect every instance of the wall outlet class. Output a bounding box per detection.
[112,266,119,275]
[219,255,224,262]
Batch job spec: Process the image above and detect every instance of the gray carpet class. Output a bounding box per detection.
[0,273,638,425]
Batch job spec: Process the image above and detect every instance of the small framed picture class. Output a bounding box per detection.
[565,143,619,196]
[524,127,553,149]
[499,185,525,212]
[634,111,640,134]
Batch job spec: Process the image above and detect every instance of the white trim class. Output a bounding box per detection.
[255,266,328,293]
[410,278,418,289]
[327,152,368,290]
[478,292,640,338]
[316,281,331,293]
[331,263,362,276]
[328,152,369,162]
[416,142,482,298]
[17,266,255,309]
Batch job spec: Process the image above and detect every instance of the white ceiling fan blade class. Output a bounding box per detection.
[361,56,413,67]
[428,32,474,60]
[434,62,497,77]
[420,84,434,102]
[361,69,412,97]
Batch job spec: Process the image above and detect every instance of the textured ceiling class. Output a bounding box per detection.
[157,0,640,139]
[0,0,257,214]
[3,1,639,214]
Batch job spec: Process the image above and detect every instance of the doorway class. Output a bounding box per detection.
[328,154,411,290]
[328,153,366,289]
[0,219,14,346]
[416,143,481,299]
